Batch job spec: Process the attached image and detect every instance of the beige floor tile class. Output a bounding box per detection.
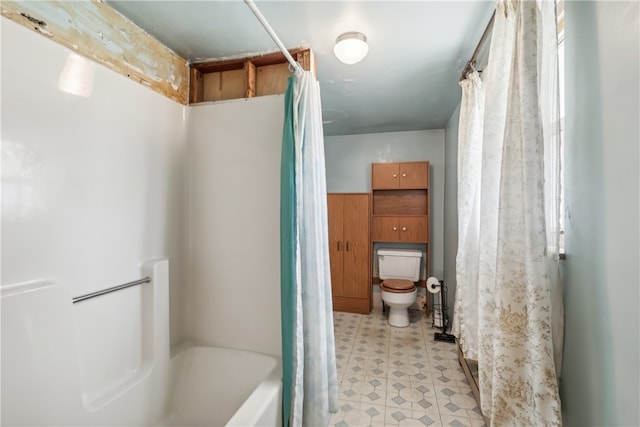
[330,309,482,427]
[440,414,487,427]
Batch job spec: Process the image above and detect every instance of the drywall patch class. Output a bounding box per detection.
[2,0,189,105]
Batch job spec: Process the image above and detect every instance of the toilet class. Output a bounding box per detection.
[378,248,422,327]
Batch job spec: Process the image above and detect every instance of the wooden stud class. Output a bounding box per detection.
[297,49,317,76]
[244,60,256,98]
[189,68,203,104]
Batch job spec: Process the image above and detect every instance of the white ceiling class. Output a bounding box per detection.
[106,0,495,136]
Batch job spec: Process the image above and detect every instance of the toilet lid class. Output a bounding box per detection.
[381,279,416,293]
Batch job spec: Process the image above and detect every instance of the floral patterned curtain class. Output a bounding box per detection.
[452,71,485,362]
[456,0,564,424]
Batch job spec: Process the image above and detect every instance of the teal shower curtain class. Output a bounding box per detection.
[280,70,338,427]
[280,72,296,427]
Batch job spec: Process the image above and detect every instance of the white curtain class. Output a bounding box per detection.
[452,71,485,361]
[454,0,564,424]
[538,0,564,379]
[290,70,339,427]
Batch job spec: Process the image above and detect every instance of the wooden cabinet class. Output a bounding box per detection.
[371,161,430,301]
[327,193,371,314]
[372,216,428,242]
[371,162,429,189]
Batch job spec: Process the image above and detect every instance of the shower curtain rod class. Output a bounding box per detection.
[459,10,496,82]
[243,0,303,73]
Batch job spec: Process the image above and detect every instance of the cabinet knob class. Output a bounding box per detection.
[402,227,407,231]
[392,227,397,231]
[392,174,397,178]
[402,173,407,177]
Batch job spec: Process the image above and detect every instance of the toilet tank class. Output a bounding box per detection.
[378,248,422,282]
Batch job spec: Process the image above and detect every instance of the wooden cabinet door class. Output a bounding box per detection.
[327,194,344,297]
[342,194,370,299]
[399,162,429,188]
[372,163,399,189]
[399,216,428,242]
[372,216,399,241]
[373,216,428,242]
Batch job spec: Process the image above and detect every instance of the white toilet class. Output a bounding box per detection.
[378,248,422,327]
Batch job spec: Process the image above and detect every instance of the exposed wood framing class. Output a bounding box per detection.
[244,61,256,98]
[190,48,315,104]
[1,0,189,104]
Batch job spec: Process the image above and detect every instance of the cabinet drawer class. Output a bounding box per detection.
[372,216,428,242]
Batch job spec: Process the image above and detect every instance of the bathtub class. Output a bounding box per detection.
[159,345,282,427]
[1,259,282,426]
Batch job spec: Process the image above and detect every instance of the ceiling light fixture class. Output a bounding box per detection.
[334,32,368,65]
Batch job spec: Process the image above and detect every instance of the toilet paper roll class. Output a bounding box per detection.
[426,276,441,293]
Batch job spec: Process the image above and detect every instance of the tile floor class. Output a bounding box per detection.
[330,309,485,427]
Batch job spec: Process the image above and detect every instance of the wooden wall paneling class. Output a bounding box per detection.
[202,69,247,102]
[256,63,290,97]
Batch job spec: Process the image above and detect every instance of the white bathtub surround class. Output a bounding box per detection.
[1,259,170,426]
[453,1,563,424]
[281,72,338,426]
[186,96,283,356]
[1,17,188,348]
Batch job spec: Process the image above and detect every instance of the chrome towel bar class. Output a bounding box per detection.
[72,277,151,304]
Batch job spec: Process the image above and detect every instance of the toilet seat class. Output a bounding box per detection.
[380,279,416,293]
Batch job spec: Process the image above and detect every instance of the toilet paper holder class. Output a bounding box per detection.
[428,277,456,344]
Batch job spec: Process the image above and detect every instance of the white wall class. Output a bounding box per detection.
[561,2,640,425]
[1,18,188,346]
[186,97,283,356]
[324,130,446,279]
